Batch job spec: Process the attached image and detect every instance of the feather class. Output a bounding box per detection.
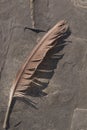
[3,20,69,129]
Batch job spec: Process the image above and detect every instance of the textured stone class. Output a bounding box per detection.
[70,108,87,130]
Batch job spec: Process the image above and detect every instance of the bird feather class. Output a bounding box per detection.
[3,20,69,129]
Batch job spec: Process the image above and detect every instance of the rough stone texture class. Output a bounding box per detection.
[70,108,87,130]
[0,0,87,130]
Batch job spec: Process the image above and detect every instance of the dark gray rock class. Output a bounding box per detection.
[70,108,87,130]
[0,0,87,130]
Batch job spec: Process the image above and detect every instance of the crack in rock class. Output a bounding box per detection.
[29,0,35,28]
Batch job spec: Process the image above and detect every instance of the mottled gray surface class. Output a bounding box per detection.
[70,108,87,130]
[0,0,87,130]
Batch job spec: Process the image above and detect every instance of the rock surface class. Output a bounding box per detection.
[0,0,87,130]
[70,108,87,130]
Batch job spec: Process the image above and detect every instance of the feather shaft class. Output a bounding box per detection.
[3,85,15,128]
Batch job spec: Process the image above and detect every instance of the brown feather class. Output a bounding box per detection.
[3,20,69,129]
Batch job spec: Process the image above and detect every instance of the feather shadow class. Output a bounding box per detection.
[5,96,38,129]
[23,30,71,97]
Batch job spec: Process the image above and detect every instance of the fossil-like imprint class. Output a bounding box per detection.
[71,0,87,8]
